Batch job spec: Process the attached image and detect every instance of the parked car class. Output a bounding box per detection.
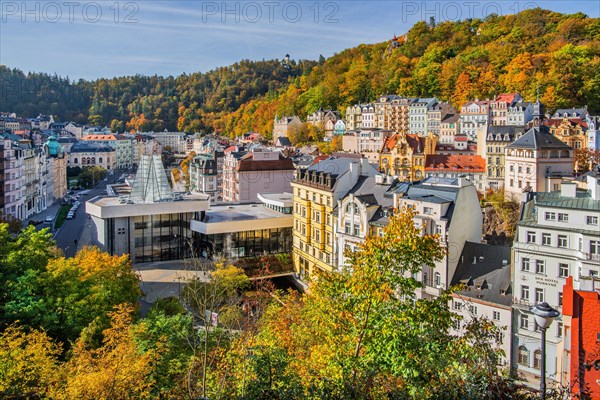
[45,216,54,222]
[66,213,74,220]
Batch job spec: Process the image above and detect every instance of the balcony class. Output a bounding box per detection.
[584,253,600,261]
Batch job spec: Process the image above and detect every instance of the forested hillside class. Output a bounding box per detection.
[1,8,599,138]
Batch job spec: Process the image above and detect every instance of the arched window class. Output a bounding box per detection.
[99,157,103,164]
[346,203,353,214]
[91,157,96,164]
[415,170,422,179]
[74,157,78,164]
[560,150,570,158]
[533,349,542,369]
[517,346,529,366]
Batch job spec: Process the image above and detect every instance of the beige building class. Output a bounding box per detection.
[341,128,394,163]
[68,142,117,171]
[272,115,302,143]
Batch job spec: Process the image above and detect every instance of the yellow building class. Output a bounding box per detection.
[292,156,378,277]
[379,132,437,180]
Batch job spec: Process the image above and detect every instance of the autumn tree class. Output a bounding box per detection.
[0,325,61,399]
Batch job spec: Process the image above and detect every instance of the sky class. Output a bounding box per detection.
[0,0,599,80]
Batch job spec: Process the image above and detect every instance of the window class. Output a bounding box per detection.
[545,212,556,221]
[453,320,461,331]
[353,225,360,236]
[558,235,568,248]
[423,207,433,215]
[527,231,536,243]
[520,315,529,330]
[542,233,551,246]
[558,292,563,306]
[559,263,569,278]
[434,272,442,288]
[558,213,569,222]
[587,216,598,225]
[591,240,600,255]
[518,346,529,365]
[469,305,478,315]
[533,349,542,370]
[521,258,530,272]
[535,288,544,303]
[557,322,563,337]
[535,260,545,275]
[344,223,351,235]
[453,300,462,311]
[493,311,500,321]
[521,285,530,300]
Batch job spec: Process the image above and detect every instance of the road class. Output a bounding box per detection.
[54,171,124,257]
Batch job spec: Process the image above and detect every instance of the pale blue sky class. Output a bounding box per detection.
[0,1,598,80]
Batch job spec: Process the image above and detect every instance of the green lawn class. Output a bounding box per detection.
[55,204,72,229]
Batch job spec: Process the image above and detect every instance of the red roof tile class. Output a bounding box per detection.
[425,154,485,173]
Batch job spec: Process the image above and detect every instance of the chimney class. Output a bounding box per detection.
[560,181,577,198]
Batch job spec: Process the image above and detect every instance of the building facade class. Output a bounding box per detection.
[68,142,117,170]
[511,176,600,387]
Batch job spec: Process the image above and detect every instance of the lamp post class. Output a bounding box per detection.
[530,301,560,400]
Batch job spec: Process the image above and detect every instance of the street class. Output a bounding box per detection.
[53,170,125,257]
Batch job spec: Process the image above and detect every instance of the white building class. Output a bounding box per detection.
[504,125,574,200]
[336,174,396,267]
[147,131,188,154]
[86,155,210,263]
[586,115,599,151]
[341,128,394,163]
[189,150,225,203]
[395,177,483,300]
[82,134,133,169]
[507,102,533,126]
[511,174,600,387]
[409,98,438,135]
[460,100,490,141]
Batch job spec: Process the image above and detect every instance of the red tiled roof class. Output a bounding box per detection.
[224,145,237,153]
[495,93,518,104]
[543,118,588,129]
[381,134,399,153]
[406,134,426,153]
[425,155,485,173]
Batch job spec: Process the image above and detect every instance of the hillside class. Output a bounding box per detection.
[1,8,599,138]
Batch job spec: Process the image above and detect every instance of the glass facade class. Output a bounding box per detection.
[132,213,195,263]
[198,228,292,259]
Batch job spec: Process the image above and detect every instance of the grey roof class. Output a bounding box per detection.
[307,156,357,176]
[57,137,78,143]
[276,137,292,147]
[506,125,571,150]
[346,175,395,208]
[533,190,600,212]
[451,242,512,307]
[486,125,524,140]
[70,141,114,153]
[552,107,588,119]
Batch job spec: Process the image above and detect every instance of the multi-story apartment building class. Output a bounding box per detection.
[0,138,24,220]
[511,174,600,387]
[424,154,487,191]
[307,108,339,130]
[345,104,363,131]
[490,93,522,126]
[546,116,588,152]
[395,177,483,299]
[222,149,295,203]
[504,125,574,200]
[551,107,589,120]
[64,122,84,138]
[479,125,524,190]
[507,101,533,126]
[379,132,437,180]
[341,128,394,163]
[374,95,400,130]
[22,142,37,218]
[189,150,225,203]
[292,156,378,276]
[426,101,452,136]
[29,115,55,130]
[68,142,117,171]
[133,134,162,166]
[272,115,302,143]
[409,98,438,135]
[82,134,133,169]
[450,242,513,366]
[440,113,460,144]
[148,131,188,154]
[336,174,396,267]
[460,100,490,141]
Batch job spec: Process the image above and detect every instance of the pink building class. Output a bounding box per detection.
[222,149,295,202]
